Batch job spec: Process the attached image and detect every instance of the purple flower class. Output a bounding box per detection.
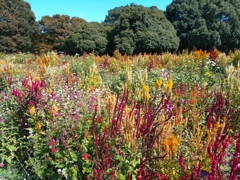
[181,99,187,104]
[195,111,199,116]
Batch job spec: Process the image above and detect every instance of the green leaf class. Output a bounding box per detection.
[70,152,77,162]
[5,157,12,164]
[6,145,17,152]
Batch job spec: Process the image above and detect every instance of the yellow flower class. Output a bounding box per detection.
[35,122,41,131]
[156,77,163,89]
[205,71,211,76]
[143,85,150,100]
[27,76,32,88]
[34,73,41,81]
[28,104,36,115]
[164,76,173,91]
[168,76,173,89]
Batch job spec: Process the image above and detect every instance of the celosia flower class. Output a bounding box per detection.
[169,135,179,157]
[136,163,145,179]
[156,77,163,89]
[28,101,36,115]
[163,135,179,157]
[50,103,58,116]
[178,151,185,171]
[27,76,32,88]
[164,76,173,91]
[35,121,41,131]
[96,116,102,123]
[162,139,170,153]
[143,85,150,100]
[12,88,22,99]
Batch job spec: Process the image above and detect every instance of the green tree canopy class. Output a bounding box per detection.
[105,4,179,55]
[34,14,85,53]
[65,22,108,55]
[104,5,127,25]
[0,0,39,53]
[165,0,240,52]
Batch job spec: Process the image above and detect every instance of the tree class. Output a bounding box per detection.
[34,15,85,53]
[165,0,240,52]
[0,0,39,53]
[104,5,128,25]
[105,4,179,55]
[65,22,108,55]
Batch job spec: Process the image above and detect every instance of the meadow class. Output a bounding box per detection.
[0,49,240,179]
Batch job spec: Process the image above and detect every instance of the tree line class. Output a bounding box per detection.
[0,0,239,55]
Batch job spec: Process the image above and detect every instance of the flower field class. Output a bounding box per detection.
[0,50,240,179]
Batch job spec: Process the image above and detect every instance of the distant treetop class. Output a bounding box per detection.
[0,0,39,53]
[165,0,240,52]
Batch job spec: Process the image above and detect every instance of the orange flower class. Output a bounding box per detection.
[162,135,180,158]
[169,135,179,157]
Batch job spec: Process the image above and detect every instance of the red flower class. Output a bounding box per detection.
[96,117,102,123]
[82,153,91,162]
[51,148,58,154]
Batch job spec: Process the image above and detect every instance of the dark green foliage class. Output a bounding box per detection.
[65,22,108,55]
[0,0,39,53]
[105,4,179,55]
[165,0,240,52]
[232,50,240,68]
[104,5,128,25]
[35,15,86,53]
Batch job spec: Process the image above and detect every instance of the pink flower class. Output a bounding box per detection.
[0,163,4,168]
[181,99,187,104]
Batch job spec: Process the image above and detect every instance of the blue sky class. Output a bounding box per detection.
[25,0,173,22]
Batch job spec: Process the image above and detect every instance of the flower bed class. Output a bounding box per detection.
[0,50,239,179]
